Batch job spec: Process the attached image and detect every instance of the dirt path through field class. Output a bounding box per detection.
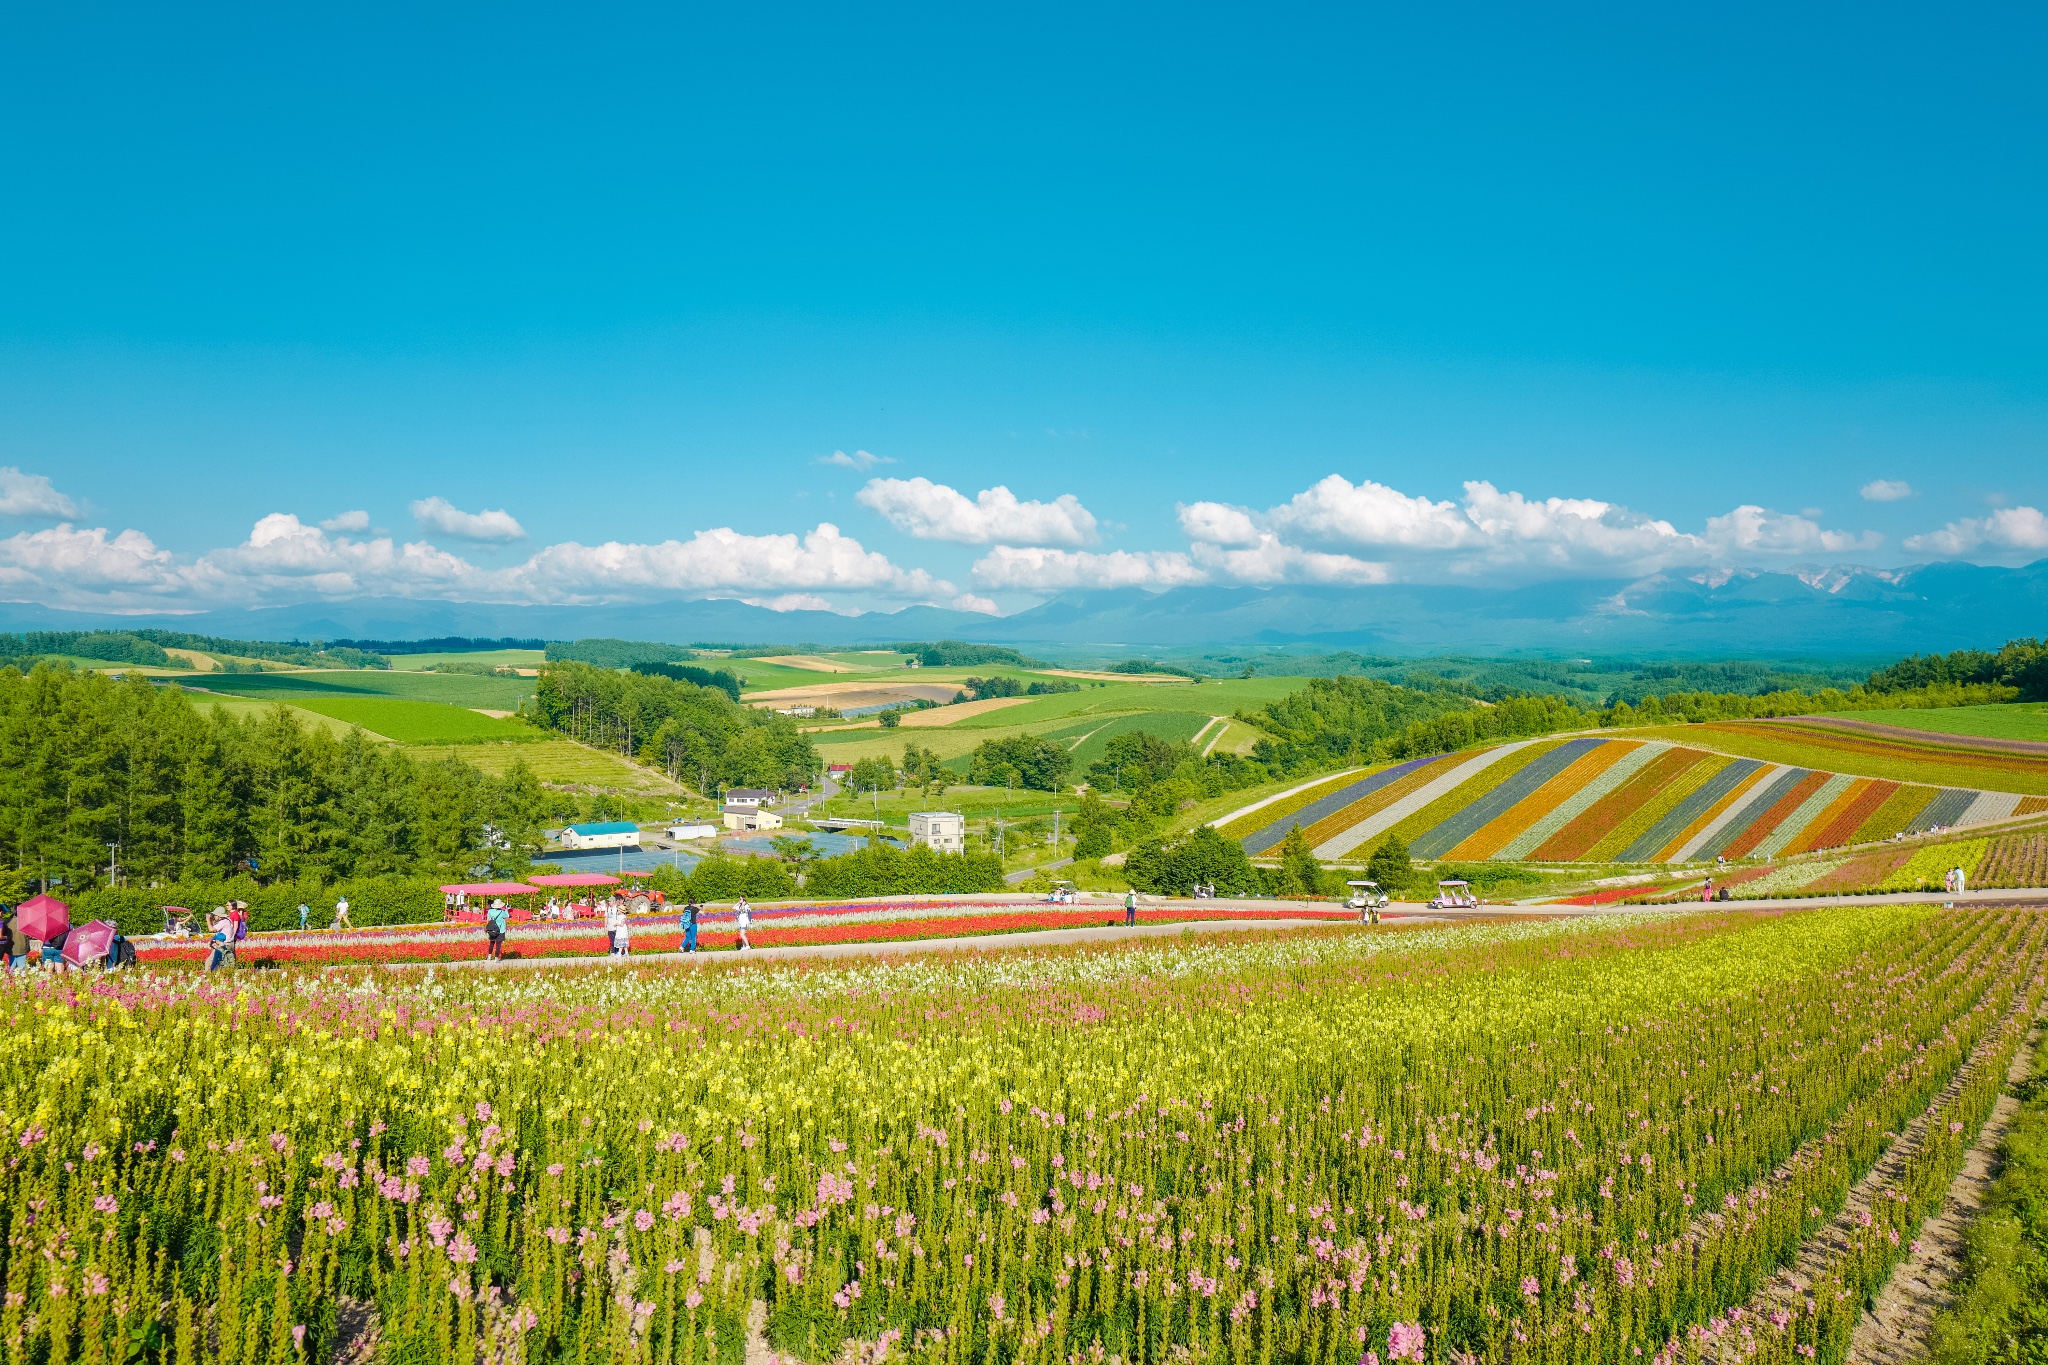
[1848,1017,2045,1363]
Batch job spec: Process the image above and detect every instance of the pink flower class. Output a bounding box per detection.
[406,1155,432,1178]
[1388,1322,1426,1362]
[634,1209,655,1232]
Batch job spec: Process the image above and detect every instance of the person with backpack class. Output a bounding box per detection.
[683,898,700,953]
[1124,888,1137,926]
[484,898,509,961]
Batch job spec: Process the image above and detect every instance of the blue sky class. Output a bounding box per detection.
[1,2,2043,616]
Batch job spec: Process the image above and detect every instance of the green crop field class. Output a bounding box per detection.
[184,693,388,740]
[175,668,536,710]
[385,649,545,672]
[283,697,545,744]
[1042,709,1215,768]
[1813,702,2048,742]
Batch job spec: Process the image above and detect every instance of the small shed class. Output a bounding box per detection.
[557,821,641,850]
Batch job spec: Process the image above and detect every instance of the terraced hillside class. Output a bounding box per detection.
[1221,734,2048,863]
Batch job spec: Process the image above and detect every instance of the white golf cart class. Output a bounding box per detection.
[1429,879,1479,910]
[1345,879,1388,924]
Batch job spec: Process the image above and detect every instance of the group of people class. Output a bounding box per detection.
[471,893,754,962]
[1943,865,1970,895]
[2,905,136,971]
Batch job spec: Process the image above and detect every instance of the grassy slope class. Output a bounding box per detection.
[1626,722,2048,795]
[1813,701,2048,742]
[176,669,536,709]
[286,697,544,744]
[408,738,687,794]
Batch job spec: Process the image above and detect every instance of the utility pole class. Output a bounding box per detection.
[107,843,119,888]
[1052,808,1061,852]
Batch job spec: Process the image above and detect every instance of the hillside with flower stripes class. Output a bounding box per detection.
[1219,734,2048,864]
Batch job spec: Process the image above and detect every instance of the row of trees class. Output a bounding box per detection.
[0,629,387,672]
[1867,637,2048,698]
[0,665,550,896]
[527,661,817,793]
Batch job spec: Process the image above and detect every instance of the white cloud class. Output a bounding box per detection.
[1188,537,1390,585]
[950,592,1000,614]
[857,477,1099,546]
[1861,479,1914,502]
[1265,476,1481,550]
[1176,501,1263,547]
[739,593,838,613]
[501,523,946,603]
[1904,506,2048,557]
[0,468,82,519]
[319,509,371,533]
[1703,506,1882,556]
[816,449,895,471]
[410,496,526,543]
[0,524,183,603]
[971,546,1205,591]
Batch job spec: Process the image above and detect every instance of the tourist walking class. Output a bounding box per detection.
[1124,888,1137,926]
[331,897,353,931]
[484,898,509,961]
[735,896,752,951]
[683,898,700,953]
[204,906,231,972]
[604,896,624,956]
[297,902,310,931]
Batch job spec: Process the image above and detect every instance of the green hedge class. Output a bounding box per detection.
[75,876,448,938]
[801,844,1005,898]
[643,857,799,903]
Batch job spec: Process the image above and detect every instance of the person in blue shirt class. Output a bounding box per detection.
[683,898,700,953]
[483,899,509,961]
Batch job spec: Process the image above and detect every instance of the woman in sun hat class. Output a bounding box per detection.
[484,898,509,961]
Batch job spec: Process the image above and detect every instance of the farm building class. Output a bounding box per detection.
[723,806,784,832]
[557,821,641,850]
[724,788,777,809]
[667,822,718,840]
[908,811,965,853]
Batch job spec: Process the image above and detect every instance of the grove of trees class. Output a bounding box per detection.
[528,661,816,793]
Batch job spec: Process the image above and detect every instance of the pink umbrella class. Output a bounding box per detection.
[438,882,540,896]
[16,894,69,942]
[528,873,621,887]
[61,919,117,969]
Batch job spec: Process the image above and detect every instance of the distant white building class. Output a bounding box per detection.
[908,811,965,853]
[723,806,784,832]
[557,821,641,850]
[667,822,718,840]
[724,788,776,809]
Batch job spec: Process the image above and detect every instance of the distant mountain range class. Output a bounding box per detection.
[5,559,2044,658]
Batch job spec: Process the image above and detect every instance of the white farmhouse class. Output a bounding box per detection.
[908,811,965,853]
[557,821,641,850]
[723,805,784,832]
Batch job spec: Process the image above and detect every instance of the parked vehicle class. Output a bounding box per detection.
[1345,879,1388,924]
[1429,879,1478,910]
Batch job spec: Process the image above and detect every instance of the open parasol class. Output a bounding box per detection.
[61,919,117,968]
[16,893,69,941]
[527,873,621,888]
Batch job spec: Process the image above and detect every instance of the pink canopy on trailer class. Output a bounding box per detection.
[526,873,621,888]
[438,882,540,896]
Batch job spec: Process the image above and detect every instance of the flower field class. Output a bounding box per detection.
[1,905,2041,1364]
[1223,736,2048,865]
[133,904,1358,968]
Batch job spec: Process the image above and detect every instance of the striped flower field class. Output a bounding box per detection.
[1224,736,2048,864]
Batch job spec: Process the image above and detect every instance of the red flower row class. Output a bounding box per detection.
[134,907,1355,967]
